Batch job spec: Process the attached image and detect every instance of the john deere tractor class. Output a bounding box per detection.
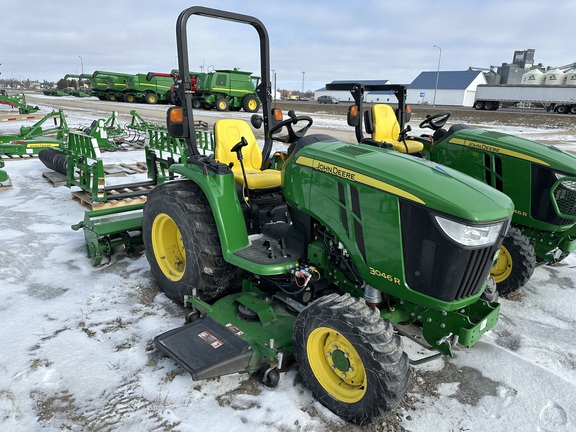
[334,82,576,294]
[145,7,514,425]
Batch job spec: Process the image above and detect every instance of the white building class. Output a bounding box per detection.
[407,70,487,107]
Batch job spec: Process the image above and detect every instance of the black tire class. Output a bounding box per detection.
[293,293,409,425]
[215,98,229,111]
[145,92,158,104]
[142,180,242,303]
[168,91,179,106]
[484,101,494,110]
[107,93,116,102]
[124,93,135,103]
[570,106,576,115]
[490,227,536,295]
[242,94,260,113]
[474,101,485,110]
[555,105,568,114]
[192,98,203,109]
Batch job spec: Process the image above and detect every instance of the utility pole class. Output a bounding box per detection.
[301,71,305,95]
[433,45,441,107]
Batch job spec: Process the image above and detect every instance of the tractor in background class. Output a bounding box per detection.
[334,82,576,294]
[139,7,515,425]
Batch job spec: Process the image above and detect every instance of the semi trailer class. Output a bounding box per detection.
[473,84,576,114]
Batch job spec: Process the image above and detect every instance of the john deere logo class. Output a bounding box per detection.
[549,74,557,80]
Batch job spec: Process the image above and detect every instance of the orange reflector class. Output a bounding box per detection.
[350,105,358,116]
[272,108,283,121]
[406,104,412,114]
[169,107,184,123]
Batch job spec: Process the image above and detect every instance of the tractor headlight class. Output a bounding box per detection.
[554,172,576,191]
[434,216,503,247]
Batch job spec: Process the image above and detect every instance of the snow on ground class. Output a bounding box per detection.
[1,103,575,431]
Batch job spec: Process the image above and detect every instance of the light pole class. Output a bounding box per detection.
[301,71,305,95]
[433,45,441,107]
[78,56,84,75]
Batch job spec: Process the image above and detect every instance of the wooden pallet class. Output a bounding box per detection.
[42,171,67,187]
[42,162,149,187]
[71,186,153,210]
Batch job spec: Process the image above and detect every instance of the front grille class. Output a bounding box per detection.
[553,180,576,217]
[532,165,575,226]
[400,202,504,302]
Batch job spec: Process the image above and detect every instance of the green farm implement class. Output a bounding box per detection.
[101,7,516,425]
[334,82,576,294]
[65,117,213,265]
[0,160,11,188]
[0,110,68,157]
[0,90,39,114]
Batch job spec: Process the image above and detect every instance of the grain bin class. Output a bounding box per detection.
[543,68,567,85]
[521,68,545,85]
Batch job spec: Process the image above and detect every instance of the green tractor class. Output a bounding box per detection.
[145,7,514,425]
[334,82,576,294]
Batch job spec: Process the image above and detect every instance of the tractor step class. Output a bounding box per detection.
[155,316,252,380]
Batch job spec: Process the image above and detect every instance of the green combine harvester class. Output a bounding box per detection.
[76,7,518,425]
[334,82,576,294]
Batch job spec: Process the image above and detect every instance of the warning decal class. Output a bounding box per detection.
[198,331,224,349]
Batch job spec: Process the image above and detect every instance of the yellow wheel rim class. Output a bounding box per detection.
[218,100,227,110]
[491,245,512,283]
[247,99,258,111]
[151,213,185,281]
[307,327,367,403]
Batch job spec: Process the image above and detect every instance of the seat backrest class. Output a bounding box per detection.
[369,104,400,143]
[214,119,262,171]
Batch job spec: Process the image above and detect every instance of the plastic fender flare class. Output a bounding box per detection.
[168,164,249,256]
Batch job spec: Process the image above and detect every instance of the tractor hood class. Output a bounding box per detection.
[447,128,576,175]
[284,140,514,223]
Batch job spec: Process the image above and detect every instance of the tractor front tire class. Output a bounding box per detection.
[142,180,242,303]
[293,293,409,425]
[490,227,536,295]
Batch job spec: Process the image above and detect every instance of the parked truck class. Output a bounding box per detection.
[473,84,576,114]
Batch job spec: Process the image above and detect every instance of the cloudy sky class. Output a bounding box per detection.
[2,0,575,91]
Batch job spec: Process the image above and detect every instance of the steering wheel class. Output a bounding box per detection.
[419,112,451,131]
[268,110,313,143]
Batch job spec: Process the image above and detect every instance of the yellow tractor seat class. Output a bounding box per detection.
[367,104,423,154]
[214,119,282,189]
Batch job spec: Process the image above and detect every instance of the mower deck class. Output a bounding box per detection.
[155,316,252,380]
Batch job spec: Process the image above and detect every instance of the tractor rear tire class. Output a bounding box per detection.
[490,227,536,295]
[242,94,260,113]
[142,180,242,303]
[293,293,409,425]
